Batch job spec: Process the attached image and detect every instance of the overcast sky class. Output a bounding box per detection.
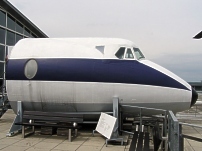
[9,0,202,82]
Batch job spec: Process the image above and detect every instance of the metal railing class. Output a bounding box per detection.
[121,105,202,151]
[121,105,168,150]
[168,111,181,151]
[168,110,202,151]
[121,105,167,132]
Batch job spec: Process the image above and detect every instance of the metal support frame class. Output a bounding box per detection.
[21,122,35,138]
[121,104,169,150]
[7,101,23,136]
[105,97,124,146]
[168,111,180,151]
[139,108,142,132]
[161,111,168,151]
[6,97,202,150]
[93,97,123,147]
[96,101,202,149]
[111,97,119,138]
[105,138,124,146]
[68,129,78,142]
[179,124,183,150]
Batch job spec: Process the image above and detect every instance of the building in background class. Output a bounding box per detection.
[0,0,48,116]
[189,81,202,92]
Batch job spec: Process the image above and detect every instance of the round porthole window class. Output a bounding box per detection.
[24,59,38,79]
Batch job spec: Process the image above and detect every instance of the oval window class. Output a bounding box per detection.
[24,59,38,79]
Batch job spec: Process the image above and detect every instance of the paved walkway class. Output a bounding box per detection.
[1,107,202,151]
[177,103,202,151]
[0,110,130,151]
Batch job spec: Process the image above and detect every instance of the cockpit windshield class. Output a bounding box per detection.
[133,48,145,60]
[115,47,145,60]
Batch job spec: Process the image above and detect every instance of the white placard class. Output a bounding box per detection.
[95,112,117,139]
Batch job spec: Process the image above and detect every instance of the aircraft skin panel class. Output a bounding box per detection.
[6,80,191,113]
[9,101,189,120]
[6,58,189,91]
[10,38,136,59]
[141,60,191,90]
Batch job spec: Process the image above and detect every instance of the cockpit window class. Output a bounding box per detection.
[133,48,145,60]
[125,48,134,59]
[115,47,125,59]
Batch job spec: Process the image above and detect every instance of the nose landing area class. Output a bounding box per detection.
[191,87,198,107]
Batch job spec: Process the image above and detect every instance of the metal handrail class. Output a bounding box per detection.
[121,104,168,151]
[179,122,202,129]
[168,110,202,151]
[121,104,167,112]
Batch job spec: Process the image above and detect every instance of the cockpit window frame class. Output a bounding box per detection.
[133,47,145,60]
[115,47,126,59]
[115,47,136,60]
[115,46,145,60]
[124,47,135,60]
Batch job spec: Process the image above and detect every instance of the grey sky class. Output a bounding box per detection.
[9,0,202,82]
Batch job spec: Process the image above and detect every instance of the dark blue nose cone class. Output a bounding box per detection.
[191,87,198,107]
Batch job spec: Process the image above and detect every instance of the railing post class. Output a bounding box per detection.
[179,124,184,151]
[174,120,180,151]
[162,111,168,151]
[168,112,171,150]
[119,108,123,135]
[168,111,180,151]
[139,108,142,132]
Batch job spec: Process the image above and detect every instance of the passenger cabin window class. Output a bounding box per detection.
[115,47,125,59]
[125,48,134,59]
[133,48,145,60]
[24,59,38,79]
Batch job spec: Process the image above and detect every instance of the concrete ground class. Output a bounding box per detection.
[181,123,202,151]
[0,106,202,151]
[176,102,202,151]
[0,110,130,151]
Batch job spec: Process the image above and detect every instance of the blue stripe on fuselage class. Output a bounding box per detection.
[6,58,189,90]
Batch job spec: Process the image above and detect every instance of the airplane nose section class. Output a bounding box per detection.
[190,87,198,107]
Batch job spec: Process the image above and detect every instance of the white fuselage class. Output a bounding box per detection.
[6,38,195,117]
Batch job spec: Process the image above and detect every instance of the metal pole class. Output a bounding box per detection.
[164,111,168,151]
[140,108,142,132]
[17,101,23,122]
[168,110,180,151]
[68,129,71,142]
[112,97,119,138]
[174,120,180,151]
[179,124,184,151]
[119,108,123,135]
[168,113,171,150]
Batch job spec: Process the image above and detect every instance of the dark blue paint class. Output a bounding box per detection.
[6,58,189,90]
